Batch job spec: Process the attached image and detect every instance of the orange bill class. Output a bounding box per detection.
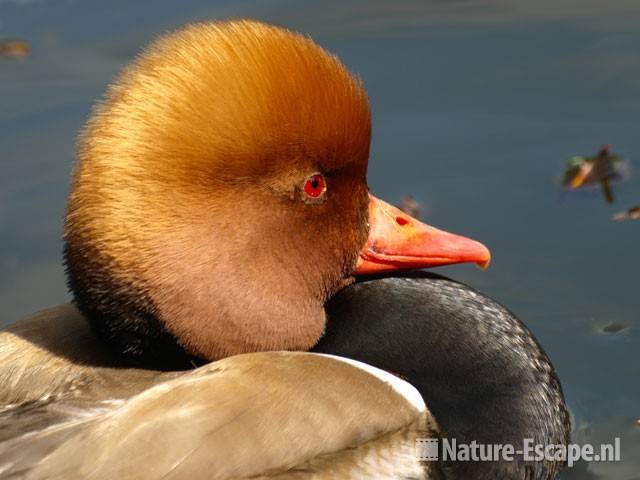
[355,194,491,275]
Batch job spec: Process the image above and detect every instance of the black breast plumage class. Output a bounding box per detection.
[314,272,570,480]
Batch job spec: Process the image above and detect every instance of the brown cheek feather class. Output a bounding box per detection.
[146,194,326,359]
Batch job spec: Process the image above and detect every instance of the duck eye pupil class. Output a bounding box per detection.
[304,174,325,199]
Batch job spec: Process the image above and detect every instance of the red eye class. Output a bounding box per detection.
[303,173,326,199]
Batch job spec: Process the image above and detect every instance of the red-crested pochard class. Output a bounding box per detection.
[0,20,568,480]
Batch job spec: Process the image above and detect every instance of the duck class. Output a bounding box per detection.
[0,20,569,479]
[563,145,628,203]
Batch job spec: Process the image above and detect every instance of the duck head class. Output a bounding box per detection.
[64,21,490,364]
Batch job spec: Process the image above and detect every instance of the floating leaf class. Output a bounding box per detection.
[0,39,31,59]
[612,205,640,222]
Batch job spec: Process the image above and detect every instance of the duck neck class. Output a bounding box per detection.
[313,272,570,480]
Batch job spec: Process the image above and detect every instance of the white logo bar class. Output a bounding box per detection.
[416,438,621,467]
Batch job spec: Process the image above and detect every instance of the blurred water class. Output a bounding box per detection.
[0,1,638,477]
